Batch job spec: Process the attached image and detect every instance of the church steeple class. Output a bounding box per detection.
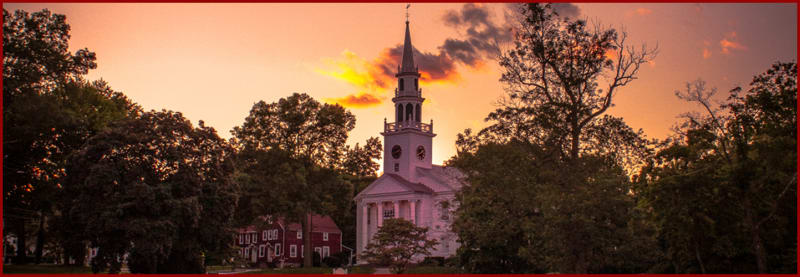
[400,21,417,73]
[381,13,435,178]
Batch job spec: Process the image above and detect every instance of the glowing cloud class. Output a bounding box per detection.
[627,7,653,17]
[326,92,383,108]
[720,31,747,54]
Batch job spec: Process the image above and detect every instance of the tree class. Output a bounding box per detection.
[63,110,238,273]
[231,93,357,267]
[636,62,797,273]
[361,218,438,274]
[450,4,660,273]
[494,3,656,161]
[3,8,104,264]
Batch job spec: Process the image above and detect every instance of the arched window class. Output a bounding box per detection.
[416,104,421,122]
[406,103,413,122]
[397,104,403,122]
[399,79,404,91]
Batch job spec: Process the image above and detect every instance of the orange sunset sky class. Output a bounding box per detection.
[4,3,797,170]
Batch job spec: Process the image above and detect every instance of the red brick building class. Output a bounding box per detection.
[236,214,342,266]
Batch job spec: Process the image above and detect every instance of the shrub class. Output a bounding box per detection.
[323,256,342,268]
[420,257,445,266]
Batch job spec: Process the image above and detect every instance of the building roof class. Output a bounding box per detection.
[237,214,341,234]
[283,214,341,234]
[416,165,466,191]
[385,173,434,193]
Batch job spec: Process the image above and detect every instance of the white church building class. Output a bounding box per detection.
[354,19,465,261]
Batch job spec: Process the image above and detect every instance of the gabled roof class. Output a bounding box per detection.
[237,214,341,234]
[283,214,341,234]
[416,165,466,191]
[385,173,433,193]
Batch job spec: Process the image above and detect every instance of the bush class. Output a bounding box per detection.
[322,256,342,268]
[331,251,351,266]
[420,257,445,266]
[312,252,321,267]
[444,256,458,267]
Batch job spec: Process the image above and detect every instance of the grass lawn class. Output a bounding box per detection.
[349,265,376,274]
[404,266,467,274]
[3,264,94,274]
[242,267,334,274]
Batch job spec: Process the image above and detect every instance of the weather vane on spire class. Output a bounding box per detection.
[405,4,410,22]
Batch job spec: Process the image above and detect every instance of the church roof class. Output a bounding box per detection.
[416,165,466,191]
[385,173,434,193]
[400,21,417,73]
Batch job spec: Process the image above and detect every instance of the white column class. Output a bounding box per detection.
[393,201,400,219]
[377,202,383,227]
[361,202,369,251]
[410,200,416,225]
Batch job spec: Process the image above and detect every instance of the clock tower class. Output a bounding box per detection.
[381,19,435,182]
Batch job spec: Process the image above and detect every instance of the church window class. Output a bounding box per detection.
[383,209,394,219]
[399,79,405,91]
[394,163,399,172]
[397,104,403,122]
[414,78,418,89]
[405,103,413,121]
[415,104,420,122]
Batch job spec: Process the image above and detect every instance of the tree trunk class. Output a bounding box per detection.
[34,213,45,264]
[694,242,706,274]
[13,218,27,264]
[744,195,768,273]
[302,213,313,267]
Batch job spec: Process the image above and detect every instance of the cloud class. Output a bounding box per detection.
[326,93,383,108]
[720,31,747,54]
[551,3,581,18]
[321,3,514,108]
[626,7,653,17]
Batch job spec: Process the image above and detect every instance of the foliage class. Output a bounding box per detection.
[635,61,797,273]
[361,218,438,274]
[322,255,342,268]
[404,265,467,274]
[63,110,238,273]
[232,93,363,267]
[490,3,656,162]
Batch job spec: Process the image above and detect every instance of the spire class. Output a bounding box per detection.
[400,13,416,73]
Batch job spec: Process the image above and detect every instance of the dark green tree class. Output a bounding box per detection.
[494,3,656,161]
[361,218,438,274]
[636,62,797,273]
[231,93,357,267]
[3,8,104,264]
[64,110,238,273]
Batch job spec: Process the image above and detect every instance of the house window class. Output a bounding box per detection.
[323,232,329,241]
[290,245,297,258]
[275,243,281,256]
[297,231,302,239]
[252,233,257,243]
[273,230,278,240]
[263,230,268,241]
[383,209,394,219]
[314,247,322,257]
[394,163,399,172]
[245,233,250,244]
[259,245,266,257]
[239,234,243,244]
[322,246,330,258]
[245,247,250,258]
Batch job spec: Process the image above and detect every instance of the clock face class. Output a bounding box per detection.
[416,146,425,160]
[392,145,402,159]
